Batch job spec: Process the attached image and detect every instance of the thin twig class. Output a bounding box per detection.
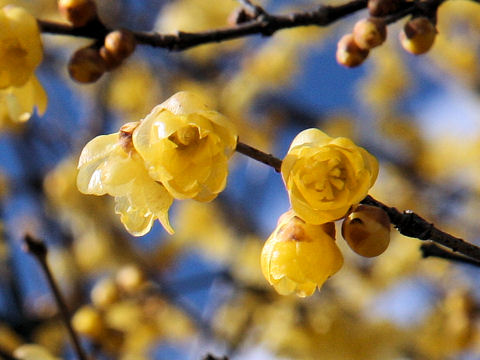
[235,141,282,172]
[361,196,480,262]
[39,0,368,50]
[236,0,267,17]
[420,242,480,267]
[22,235,88,360]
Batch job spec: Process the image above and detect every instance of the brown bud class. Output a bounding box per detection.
[368,0,402,17]
[399,17,437,55]
[336,34,369,68]
[68,47,106,83]
[341,204,390,257]
[104,30,137,62]
[58,0,97,27]
[99,46,123,71]
[227,7,252,26]
[353,18,387,50]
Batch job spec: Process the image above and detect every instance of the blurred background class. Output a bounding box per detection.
[1,0,480,359]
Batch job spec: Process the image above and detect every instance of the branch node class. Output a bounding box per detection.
[397,210,433,240]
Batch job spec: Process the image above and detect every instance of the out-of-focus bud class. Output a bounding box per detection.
[368,0,402,17]
[58,0,97,27]
[72,305,104,339]
[103,30,136,63]
[68,47,106,83]
[353,18,387,50]
[116,264,145,293]
[99,46,122,71]
[399,17,437,55]
[341,204,391,257]
[336,34,369,68]
[91,278,119,309]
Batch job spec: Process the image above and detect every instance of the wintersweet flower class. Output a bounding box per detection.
[77,125,174,236]
[0,5,43,89]
[0,75,47,127]
[261,210,343,297]
[281,129,378,224]
[132,91,237,202]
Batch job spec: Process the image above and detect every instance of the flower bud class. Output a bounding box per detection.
[353,18,387,50]
[399,17,437,55]
[72,305,104,339]
[116,264,145,293]
[91,278,119,308]
[336,34,369,68]
[104,30,137,63]
[68,47,106,83]
[341,204,391,257]
[261,210,343,297]
[368,0,402,17]
[99,46,123,71]
[58,0,97,27]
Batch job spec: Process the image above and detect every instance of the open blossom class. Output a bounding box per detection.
[132,91,237,202]
[77,129,174,236]
[281,129,378,224]
[0,5,43,89]
[0,5,47,127]
[261,210,343,297]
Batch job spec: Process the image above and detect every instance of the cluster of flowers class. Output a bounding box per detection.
[0,5,46,128]
[77,91,237,236]
[78,91,391,297]
[261,129,390,297]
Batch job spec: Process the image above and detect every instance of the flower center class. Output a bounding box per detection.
[303,158,346,200]
[169,125,201,148]
[1,38,27,69]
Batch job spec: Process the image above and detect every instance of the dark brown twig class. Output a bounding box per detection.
[420,242,480,267]
[23,235,88,360]
[236,141,282,172]
[39,0,368,50]
[360,195,480,262]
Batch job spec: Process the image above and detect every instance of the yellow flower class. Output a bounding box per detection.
[77,131,174,236]
[261,210,343,297]
[0,75,47,127]
[0,5,43,89]
[281,129,378,224]
[132,91,237,202]
[14,344,60,360]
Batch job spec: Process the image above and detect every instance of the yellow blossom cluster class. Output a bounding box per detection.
[77,91,238,236]
[0,5,46,129]
[261,129,383,297]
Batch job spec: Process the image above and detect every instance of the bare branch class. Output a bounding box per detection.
[420,242,480,267]
[23,235,88,360]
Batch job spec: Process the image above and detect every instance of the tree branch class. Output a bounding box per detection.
[234,143,480,263]
[39,0,368,51]
[23,235,88,360]
[420,242,480,267]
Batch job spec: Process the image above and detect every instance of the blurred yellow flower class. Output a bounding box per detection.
[77,132,174,236]
[132,91,237,202]
[0,5,43,89]
[0,75,47,127]
[261,210,343,297]
[13,344,60,360]
[282,129,378,224]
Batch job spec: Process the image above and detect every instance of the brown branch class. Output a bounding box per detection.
[420,242,480,267]
[361,195,480,262]
[234,143,480,263]
[22,235,88,360]
[39,0,368,51]
[236,141,282,172]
